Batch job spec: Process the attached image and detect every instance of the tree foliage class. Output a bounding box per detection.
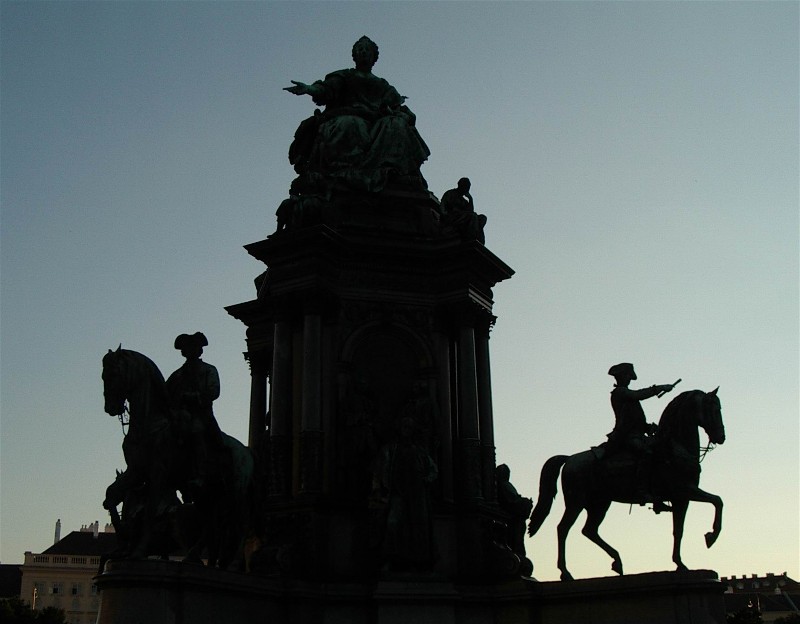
[727,604,763,624]
[0,598,67,623]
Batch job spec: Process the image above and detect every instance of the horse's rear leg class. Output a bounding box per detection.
[581,500,623,576]
[556,504,582,581]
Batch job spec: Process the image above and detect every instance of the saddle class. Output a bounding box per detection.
[590,440,672,513]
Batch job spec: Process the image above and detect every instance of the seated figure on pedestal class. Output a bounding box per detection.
[439,178,487,243]
[284,36,430,194]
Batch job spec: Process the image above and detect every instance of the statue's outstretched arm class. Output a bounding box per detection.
[283,80,326,98]
[284,80,310,95]
[628,385,674,401]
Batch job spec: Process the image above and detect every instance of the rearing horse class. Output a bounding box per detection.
[527,389,725,581]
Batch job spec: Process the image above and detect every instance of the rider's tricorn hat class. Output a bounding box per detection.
[174,332,208,350]
[608,362,637,380]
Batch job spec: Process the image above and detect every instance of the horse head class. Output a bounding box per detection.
[102,346,128,417]
[700,387,725,445]
[102,347,169,417]
[658,388,726,456]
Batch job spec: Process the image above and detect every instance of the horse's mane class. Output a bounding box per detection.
[107,348,169,404]
[656,390,704,439]
[123,349,165,381]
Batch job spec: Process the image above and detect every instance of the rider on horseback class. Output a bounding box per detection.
[606,363,676,509]
[167,332,225,499]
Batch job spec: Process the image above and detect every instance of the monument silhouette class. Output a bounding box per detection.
[95,38,728,624]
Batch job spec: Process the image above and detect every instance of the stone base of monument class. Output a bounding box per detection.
[522,570,727,624]
[95,560,725,624]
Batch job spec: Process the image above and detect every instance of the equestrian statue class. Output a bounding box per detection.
[101,336,254,570]
[527,363,726,581]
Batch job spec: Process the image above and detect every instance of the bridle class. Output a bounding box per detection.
[104,351,131,436]
[697,393,723,463]
[118,403,131,436]
[697,442,716,464]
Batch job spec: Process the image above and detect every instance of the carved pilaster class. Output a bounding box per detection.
[299,430,324,495]
[301,306,322,433]
[435,330,454,502]
[246,350,270,450]
[481,444,497,503]
[458,438,483,501]
[270,318,293,438]
[457,322,480,441]
[475,312,496,446]
[269,434,292,499]
[475,313,497,500]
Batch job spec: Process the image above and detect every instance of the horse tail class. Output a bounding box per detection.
[528,455,568,537]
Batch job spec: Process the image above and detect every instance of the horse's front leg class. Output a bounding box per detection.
[686,485,724,547]
[671,498,689,571]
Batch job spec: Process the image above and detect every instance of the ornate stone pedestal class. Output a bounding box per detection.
[225,189,518,583]
[96,560,726,624]
[527,570,727,624]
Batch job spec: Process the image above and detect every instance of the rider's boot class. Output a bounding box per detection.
[638,453,672,513]
[653,500,672,514]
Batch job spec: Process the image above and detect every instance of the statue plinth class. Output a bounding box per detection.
[227,184,515,583]
[96,559,727,624]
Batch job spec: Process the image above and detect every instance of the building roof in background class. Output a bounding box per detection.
[721,573,800,616]
[41,531,117,556]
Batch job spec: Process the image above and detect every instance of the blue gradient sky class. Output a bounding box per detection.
[1,2,797,582]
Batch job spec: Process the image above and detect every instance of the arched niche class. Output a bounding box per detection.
[335,320,436,500]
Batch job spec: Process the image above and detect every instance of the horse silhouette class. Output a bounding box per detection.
[527,389,725,581]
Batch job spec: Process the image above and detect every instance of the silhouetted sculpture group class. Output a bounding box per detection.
[285,36,429,195]
[527,363,725,580]
[99,37,726,583]
[274,37,488,244]
[102,336,253,570]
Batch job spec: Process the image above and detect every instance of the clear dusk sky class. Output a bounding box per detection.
[1,1,797,582]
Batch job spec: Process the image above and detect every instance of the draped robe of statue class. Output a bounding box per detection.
[289,68,430,193]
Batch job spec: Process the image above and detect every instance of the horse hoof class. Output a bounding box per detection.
[675,563,688,573]
[611,560,623,576]
[705,532,718,548]
[560,571,574,581]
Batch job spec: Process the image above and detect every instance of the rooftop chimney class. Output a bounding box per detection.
[54,519,61,544]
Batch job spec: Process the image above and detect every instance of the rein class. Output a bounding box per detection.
[118,403,131,436]
[698,442,716,463]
